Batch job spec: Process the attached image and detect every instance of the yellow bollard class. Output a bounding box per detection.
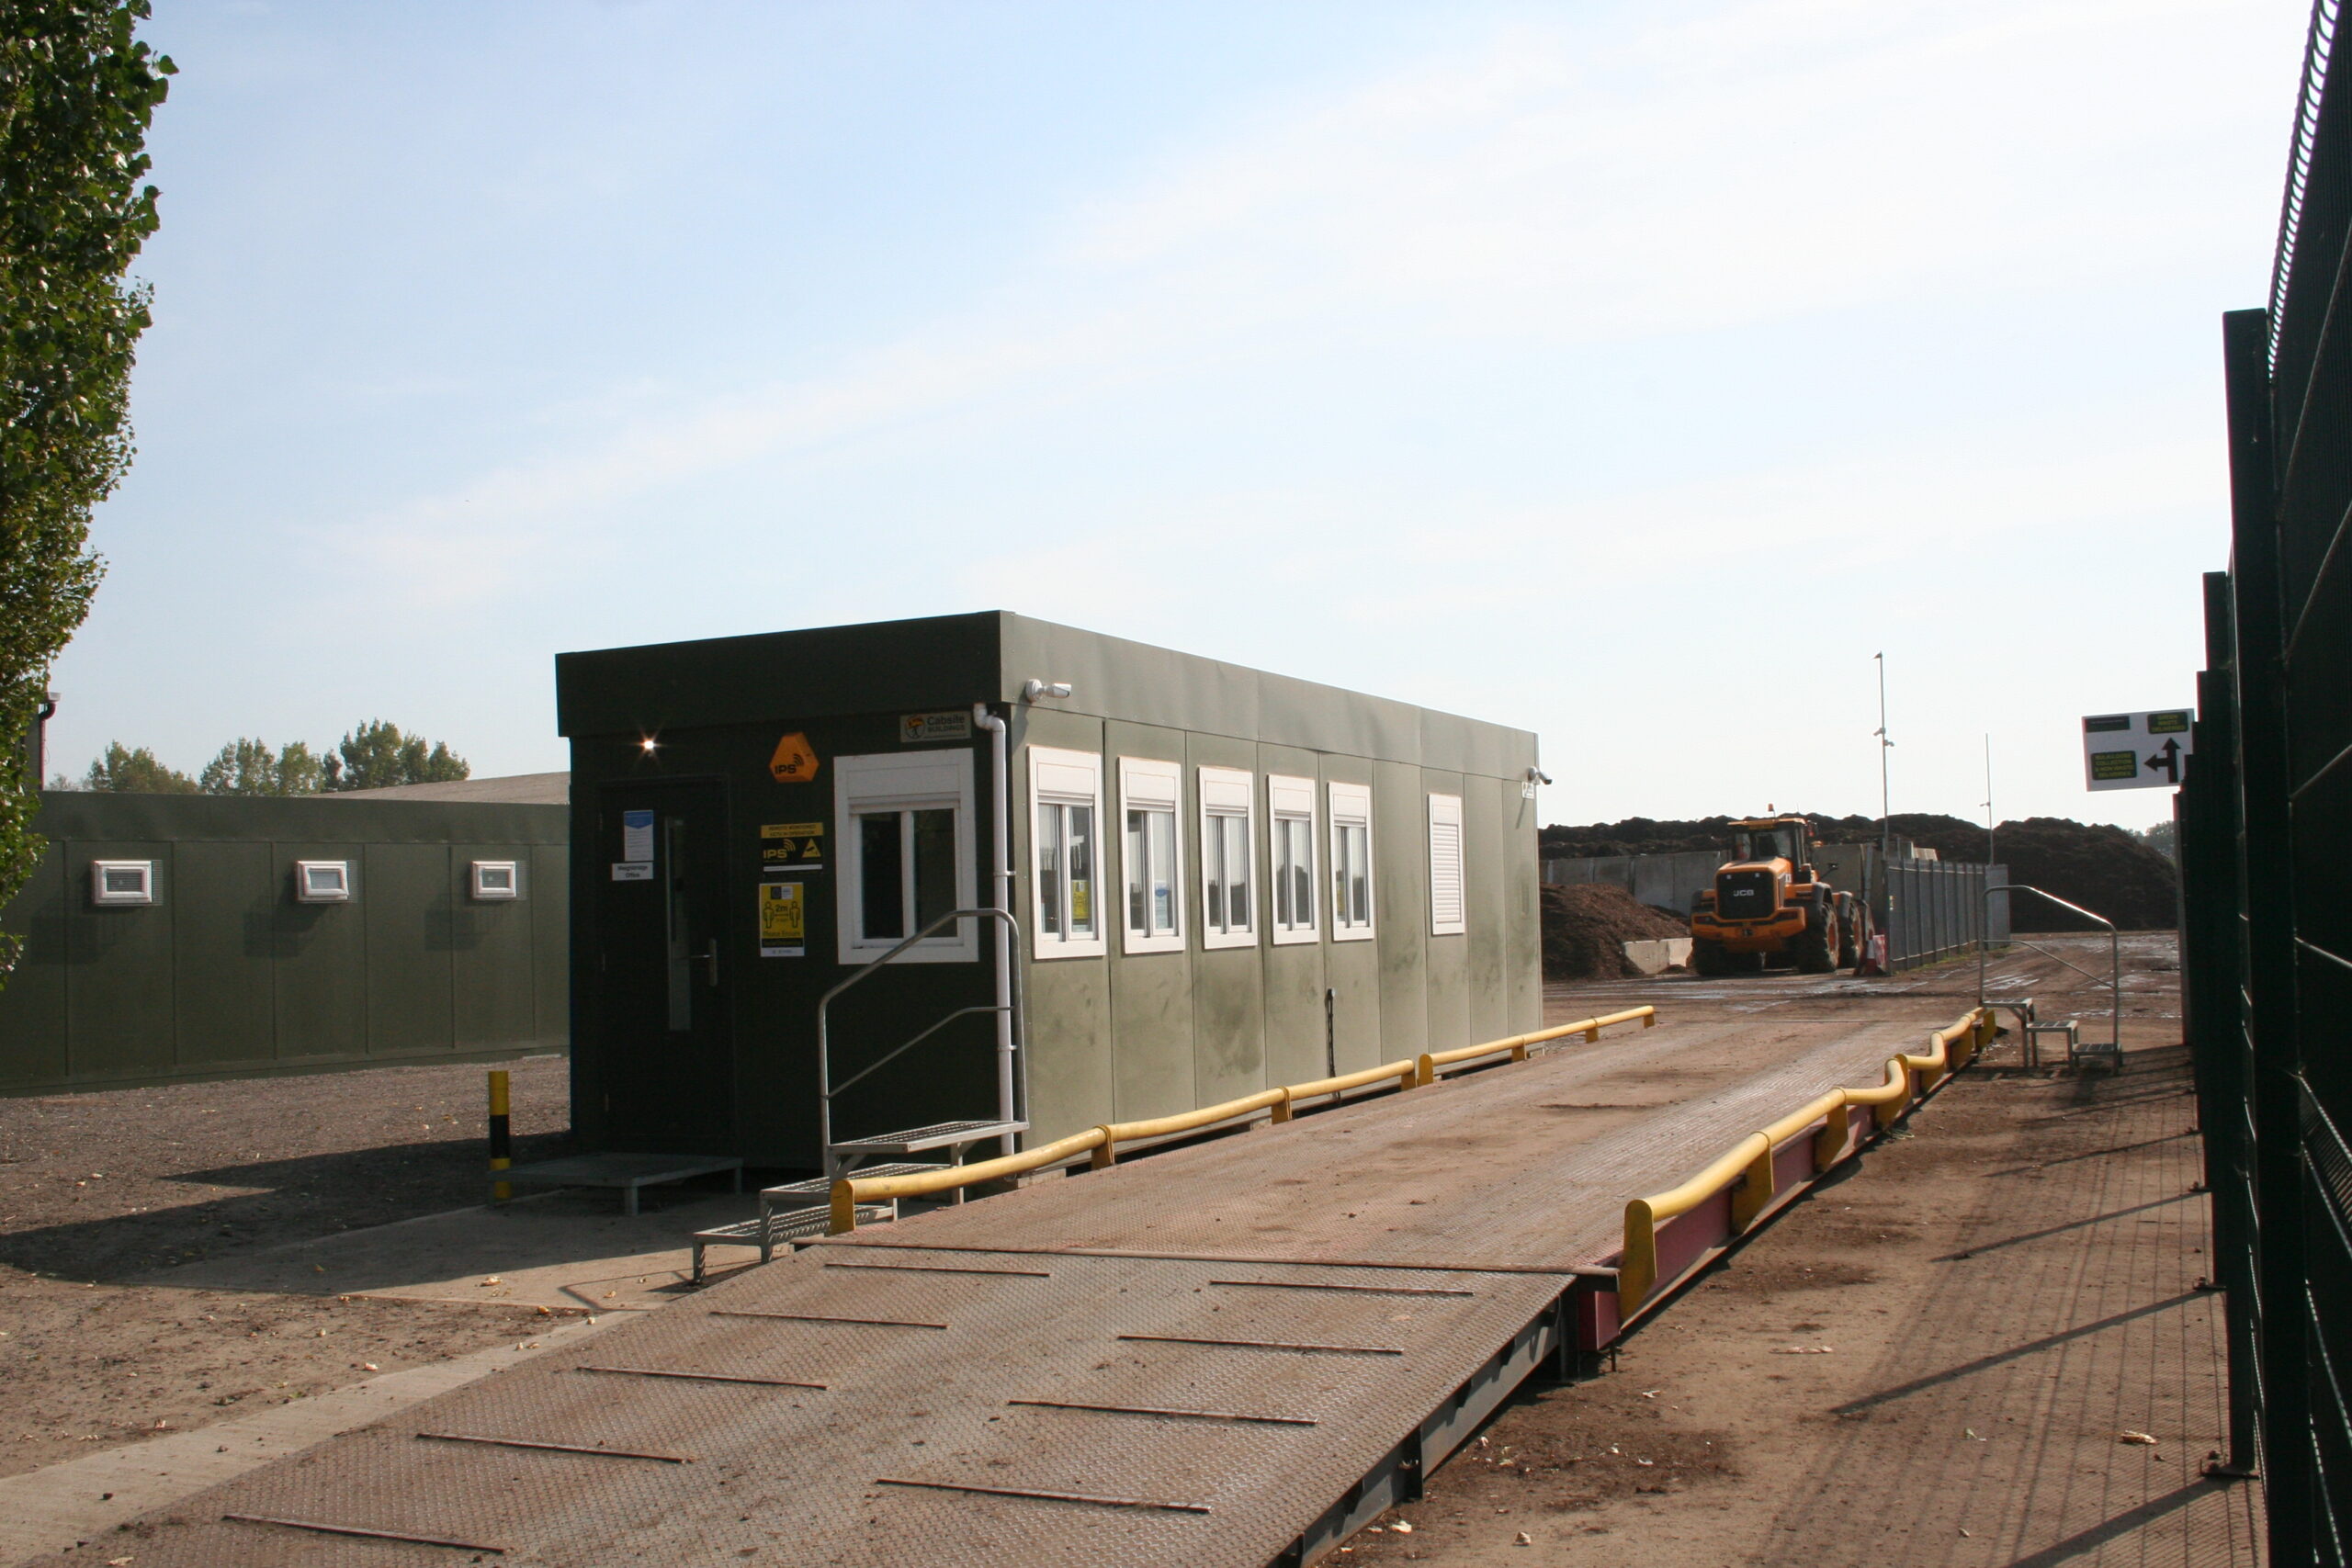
[488,1069,512,1201]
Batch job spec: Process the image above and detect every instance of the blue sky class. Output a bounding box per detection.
[49,0,2312,828]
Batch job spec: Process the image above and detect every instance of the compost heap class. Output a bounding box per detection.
[1543,882,1689,981]
[1539,812,2177,932]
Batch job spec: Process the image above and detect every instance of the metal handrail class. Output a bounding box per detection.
[818,908,1025,1180]
[1977,885,2120,1053]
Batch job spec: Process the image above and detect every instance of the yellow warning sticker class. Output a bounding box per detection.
[761,821,824,867]
[759,882,806,956]
[769,733,819,784]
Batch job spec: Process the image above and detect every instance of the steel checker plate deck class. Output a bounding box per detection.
[74,1250,1555,1565]
[43,1014,1928,1567]
[820,1015,1923,1272]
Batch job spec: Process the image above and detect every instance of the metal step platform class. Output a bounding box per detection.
[763,1162,945,1201]
[691,1202,893,1283]
[828,1120,1027,1189]
[496,1152,743,1216]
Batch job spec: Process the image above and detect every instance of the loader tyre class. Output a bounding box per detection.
[1794,903,1838,974]
[1836,897,1860,968]
[1691,938,1730,976]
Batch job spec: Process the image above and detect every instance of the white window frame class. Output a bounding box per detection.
[295,860,353,904]
[835,750,978,964]
[1328,782,1375,942]
[1029,745,1107,960]
[1428,794,1465,937]
[1266,773,1319,945]
[469,860,522,901]
[1197,764,1258,950]
[89,859,156,908]
[1118,756,1185,954]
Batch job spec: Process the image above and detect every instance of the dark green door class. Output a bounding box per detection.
[596,780,732,1150]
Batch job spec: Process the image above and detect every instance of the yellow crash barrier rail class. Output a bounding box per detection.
[1415,1006,1657,1087]
[829,1127,1108,1236]
[831,1003,1664,1232]
[1090,1087,1293,1169]
[1616,1007,1992,1319]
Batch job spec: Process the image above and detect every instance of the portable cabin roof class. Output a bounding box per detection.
[555,610,1537,779]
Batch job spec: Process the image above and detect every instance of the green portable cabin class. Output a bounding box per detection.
[555,611,1543,1172]
[0,789,569,1094]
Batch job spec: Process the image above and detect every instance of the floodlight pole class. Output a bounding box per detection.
[1984,734,1996,866]
[1876,654,1894,937]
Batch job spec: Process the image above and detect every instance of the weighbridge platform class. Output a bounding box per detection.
[54,1006,1962,1567]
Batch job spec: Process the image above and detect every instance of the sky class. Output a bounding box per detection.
[45,0,2314,830]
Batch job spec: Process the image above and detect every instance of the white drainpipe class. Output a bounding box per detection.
[974,702,1019,1158]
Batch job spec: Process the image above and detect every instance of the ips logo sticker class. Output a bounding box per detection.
[769,733,819,784]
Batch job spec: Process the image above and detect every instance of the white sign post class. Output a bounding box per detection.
[2081,708,2196,792]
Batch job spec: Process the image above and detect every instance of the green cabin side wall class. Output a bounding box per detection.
[558,611,1540,1170]
[0,794,570,1096]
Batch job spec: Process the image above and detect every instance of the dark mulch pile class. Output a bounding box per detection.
[1542,883,1689,981]
[1539,811,2177,932]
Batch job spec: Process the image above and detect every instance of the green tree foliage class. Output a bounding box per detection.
[0,3,173,980]
[84,739,193,793]
[198,737,323,795]
[326,720,469,792]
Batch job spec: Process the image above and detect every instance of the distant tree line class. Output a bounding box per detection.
[1539,811,2180,932]
[62,720,469,795]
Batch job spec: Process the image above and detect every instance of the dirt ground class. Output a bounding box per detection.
[0,933,2241,1568]
[1347,934,2263,1565]
[0,1054,580,1480]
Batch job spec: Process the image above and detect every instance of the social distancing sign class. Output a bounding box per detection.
[2082,708,2195,792]
[759,881,806,957]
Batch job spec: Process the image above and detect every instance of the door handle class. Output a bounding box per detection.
[701,941,719,987]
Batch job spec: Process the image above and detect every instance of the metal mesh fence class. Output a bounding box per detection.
[2179,3,2352,1553]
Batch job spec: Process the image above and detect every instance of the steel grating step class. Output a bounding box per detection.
[830,1119,1026,1155]
[763,1162,944,1200]
[690,1202,891,1283]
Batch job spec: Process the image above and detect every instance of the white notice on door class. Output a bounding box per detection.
[621,808,655,863]
[612,862,653,882]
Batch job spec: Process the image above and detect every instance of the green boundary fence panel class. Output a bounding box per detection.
[2179,4,2352,1557]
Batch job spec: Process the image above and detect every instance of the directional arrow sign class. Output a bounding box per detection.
[2083,708,2195,792]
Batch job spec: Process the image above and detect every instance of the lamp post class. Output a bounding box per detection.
[1875,653,1894,962]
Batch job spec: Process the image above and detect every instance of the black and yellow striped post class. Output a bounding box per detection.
[488,1069,512,1201]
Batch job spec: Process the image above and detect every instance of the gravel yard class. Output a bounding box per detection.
[0,1054,574,1478]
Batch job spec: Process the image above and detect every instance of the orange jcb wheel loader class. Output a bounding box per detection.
[1687,815,1868,976]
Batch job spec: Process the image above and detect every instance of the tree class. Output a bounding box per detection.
[84,739,194,793]
[327,720,469,791]
[0,3,174,981]
[198,737,324,795]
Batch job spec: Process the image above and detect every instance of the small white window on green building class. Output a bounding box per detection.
[1428,794,1465,937]
[1328,782,1374,941]
[90,859,156,907]
[1267,774,1318,944]
[1198,765,1256,949]
[469,861,521,901]
[835,750,977,964]
[1119,756,1183,954]
[1030,746,1105,959]
[295,860,353,904]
